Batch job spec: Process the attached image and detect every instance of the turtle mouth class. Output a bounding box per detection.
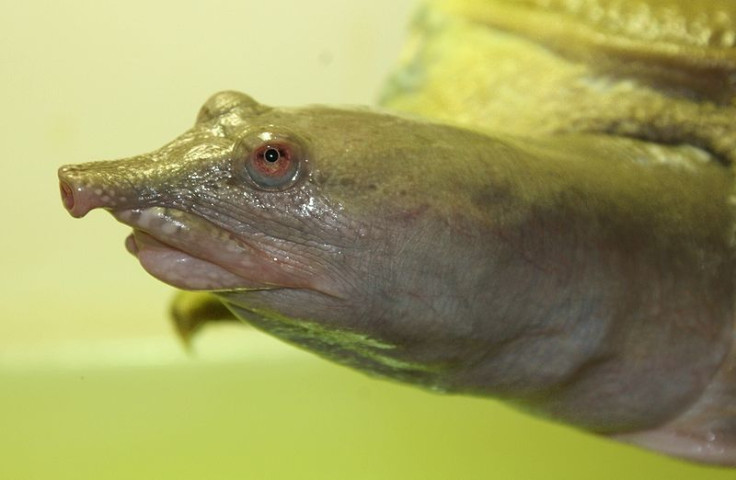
[112,207,286,291]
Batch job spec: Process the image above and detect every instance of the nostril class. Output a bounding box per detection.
[60,180,75,211]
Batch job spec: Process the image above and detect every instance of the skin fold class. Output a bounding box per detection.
[58,0,736,467]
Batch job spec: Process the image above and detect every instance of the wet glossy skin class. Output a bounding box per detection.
[55,0,736,468]
[59,91,736,465]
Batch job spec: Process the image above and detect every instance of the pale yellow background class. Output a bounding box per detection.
[0,0,732,478]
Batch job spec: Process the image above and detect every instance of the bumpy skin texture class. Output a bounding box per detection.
[58,0,736,467]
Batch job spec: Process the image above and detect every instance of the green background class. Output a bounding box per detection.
[1,0,732,478]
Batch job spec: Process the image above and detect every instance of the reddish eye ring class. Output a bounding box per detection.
[243,138,304,190]
[252,144,291,176]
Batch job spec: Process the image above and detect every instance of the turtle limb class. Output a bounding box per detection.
[169,291,243,348]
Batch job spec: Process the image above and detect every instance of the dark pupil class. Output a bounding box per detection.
[264,148,280,163]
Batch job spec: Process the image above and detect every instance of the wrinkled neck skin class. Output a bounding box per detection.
[220,130,736,435]
[59,92,735,455]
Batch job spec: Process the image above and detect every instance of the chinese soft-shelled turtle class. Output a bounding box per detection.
[58,0,736,466]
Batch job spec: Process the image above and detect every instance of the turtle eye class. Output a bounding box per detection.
[245,141,302,190]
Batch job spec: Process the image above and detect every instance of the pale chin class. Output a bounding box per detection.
[126,230,250,291]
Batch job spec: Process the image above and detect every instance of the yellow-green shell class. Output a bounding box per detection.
[382,0,736,163]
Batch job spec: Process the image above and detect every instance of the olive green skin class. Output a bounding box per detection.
[60,91,736,465]
[59,0,736,467]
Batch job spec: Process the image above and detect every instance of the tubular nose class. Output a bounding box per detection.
[57,165,99,218]
[59,179,75,211]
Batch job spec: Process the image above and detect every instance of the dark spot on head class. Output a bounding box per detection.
[338,177,356,187]
[472,186,511,210]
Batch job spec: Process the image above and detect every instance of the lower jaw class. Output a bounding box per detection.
[112,207,329,295]
[126,230,257,291]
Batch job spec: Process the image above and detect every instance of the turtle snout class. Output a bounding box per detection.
[58,164,127,218]
[59,177,75,212]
